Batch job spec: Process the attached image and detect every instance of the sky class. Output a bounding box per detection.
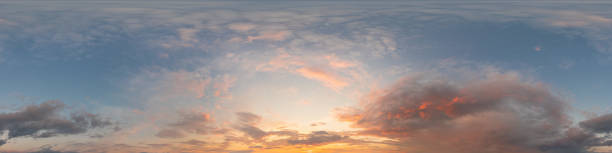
[1,1,612,153]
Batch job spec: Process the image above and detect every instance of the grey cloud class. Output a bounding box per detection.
[234,112,267,139]
[235,124,267,140]
[230,112,348,148]
[580,113,612,133]
[287,131,346,145]
[155,111,222,139]
[181,139,207,146]
[155,129,185,139]
[0,101,115,146]
[235,112,261,125]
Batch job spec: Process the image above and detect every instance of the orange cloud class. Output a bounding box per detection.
[296,67,348,91]
[336,71,612,153]
[325,54,356,68]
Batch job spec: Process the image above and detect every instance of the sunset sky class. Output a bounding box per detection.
[1,1,612,153]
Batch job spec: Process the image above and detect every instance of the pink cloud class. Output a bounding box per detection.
[296,67,348,91]
[325,54,356,68]
[247,31,291,42]
[255,49,304,71]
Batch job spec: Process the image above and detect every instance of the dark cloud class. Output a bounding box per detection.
[234,112,267,139]
[287,131,346,145]
[580,113,612,133]
[0,101,115,146]
[336,72,611,153]
[230,112,350,148]
[156,111,224,139]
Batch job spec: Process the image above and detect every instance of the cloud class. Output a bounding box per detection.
[287,131,346,145]
[546,11,612,27]
[247,31,291,42]
[226,112,355,151]
[580,113,612,133]
[155,129,185,139]
[310,122,326,127]
[336,70,610,153]
[255,49,304,72]
[213,74,237,99]
[0,101,115,146]
[253,50,370,92]
[177,28,199,43]
[234,112,267,139]
[181,139,208,146]
[325,54,356,69]
[296,67,348,91]
[236,112,262,125]
[156,111,223,139]
[28,146,78,153]
[228,23,256,32]
[132,69,211,100]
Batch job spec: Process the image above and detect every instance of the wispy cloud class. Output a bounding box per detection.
[246,31,291,42]
[296,67,348,91]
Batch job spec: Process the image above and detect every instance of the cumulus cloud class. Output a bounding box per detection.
[337,71,611,153]
[0,101,115,146]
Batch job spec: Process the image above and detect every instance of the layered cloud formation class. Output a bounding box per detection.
[337,71,612,153]
[2,1,612,152]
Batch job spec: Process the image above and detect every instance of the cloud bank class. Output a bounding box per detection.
[337,71,612,153]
